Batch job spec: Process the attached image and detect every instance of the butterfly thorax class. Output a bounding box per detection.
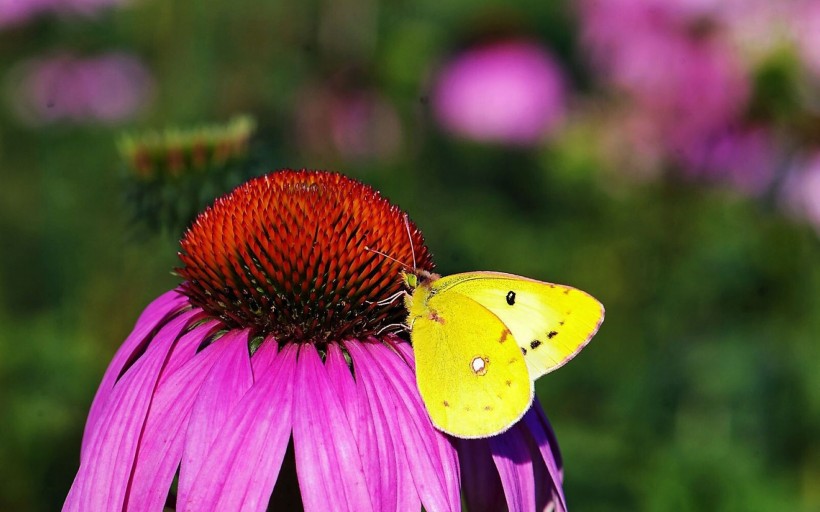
[402,270,441,325]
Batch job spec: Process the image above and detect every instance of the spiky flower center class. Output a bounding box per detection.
[177,169,433,343]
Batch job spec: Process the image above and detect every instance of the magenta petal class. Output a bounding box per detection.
[490,424,537,512]
[349,341,460,512]
[179,343,297,512]
[340,341,404,511]
[178,330,255,507]
[457,438,506,512]
[81,289,189,455]
[293,345,374,512]
[324,344,360,431]
[251,335,278,379]
[126,328,245,510]
[157,318,220,383]
[524,406,566,512]
[64,309,198,512]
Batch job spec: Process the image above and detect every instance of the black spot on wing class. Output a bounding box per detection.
[520,347,527,356]
[547,331,558,339]
[530,339,542,349]
[506,290,516,305]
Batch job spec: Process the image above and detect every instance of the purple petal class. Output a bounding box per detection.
[520,423,553,512]
[178,343,297,512]
[64,309,198,512]
[524,406,566,512]
[251,335,278,379]
[293,344,374,512]
[126,328,246,510]
[339,341,404,511]
[457,438,506,512]
[81,289,189,455]
[490,425,537,512]
[372,339,461,501]
[178,330,255,507]
[324,343,360,432]
[157,318,220,383]
[348,341,460,512]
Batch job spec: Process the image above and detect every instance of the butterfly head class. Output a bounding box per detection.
[402,269,438,291]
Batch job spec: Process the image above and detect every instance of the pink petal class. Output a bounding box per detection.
[330,342,419,510]
[524,406,566,512]
[157,318,220,383]
[293,344,374,512]
[178,330,255,507]
[349,341,460,512]
[520,425,554,512]
[126,328,247,510]
[179,343,297,512]
[64,309,198,512]
[251,335,278,379]
[370,340,461,500]
[81,289,189,455]
[490,424,537,512]
[457,438,506,512]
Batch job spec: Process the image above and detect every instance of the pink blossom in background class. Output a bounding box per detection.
[577,0,779,191]
[793,0,820,78]
[295,84,403,163]
[432,39,568,146]
[678,126,778,195]
[6,52,154,125]
[580,0,750,148]
[0,0,131,28]
[781,153,820,233]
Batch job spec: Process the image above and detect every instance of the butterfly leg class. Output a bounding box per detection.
[366,289,407,306]
[376,322,409,335]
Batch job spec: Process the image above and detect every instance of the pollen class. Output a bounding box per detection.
[177,169,433,343]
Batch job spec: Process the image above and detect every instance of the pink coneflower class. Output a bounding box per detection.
[6,52,153,126]
[294,83,403,163]
[432,39,568,147]
[781,153,820,234]
[65,170,566,511]
[0,0,131,28]
[578,0,753,178]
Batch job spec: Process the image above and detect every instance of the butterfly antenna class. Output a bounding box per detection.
[403,213,417,272]
[364,245,410,271]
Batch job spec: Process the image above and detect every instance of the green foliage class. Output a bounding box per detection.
[0,0,818,511]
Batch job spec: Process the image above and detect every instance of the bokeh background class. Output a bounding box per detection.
[2,0,820,510]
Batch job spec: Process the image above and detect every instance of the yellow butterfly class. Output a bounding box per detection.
[404,270,604,439]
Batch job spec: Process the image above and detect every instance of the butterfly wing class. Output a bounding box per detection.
[410,289,533,439]
[434,272,604,379]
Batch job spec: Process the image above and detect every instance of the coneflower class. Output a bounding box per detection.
[64,169,566,511]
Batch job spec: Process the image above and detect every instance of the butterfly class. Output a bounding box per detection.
[403,269,604,439]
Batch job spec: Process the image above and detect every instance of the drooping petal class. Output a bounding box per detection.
[126,328,246,510]
[386,338,462,504]
[524,405,566,512]
[81,289,189,455]
[457,438,506,512]
[157,318,220,382]
[519,422,554,512]
[251,335,279,379]
[490,424,537,512]
[178,330,256,507]
[179,342,297,512]
[293,344,374,512]
[340,341,405,511]
[324,344,381,503]
[64,309,198,512]
[349,341,460,512]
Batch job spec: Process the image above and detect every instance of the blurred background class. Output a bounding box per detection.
[1,0,819,510]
